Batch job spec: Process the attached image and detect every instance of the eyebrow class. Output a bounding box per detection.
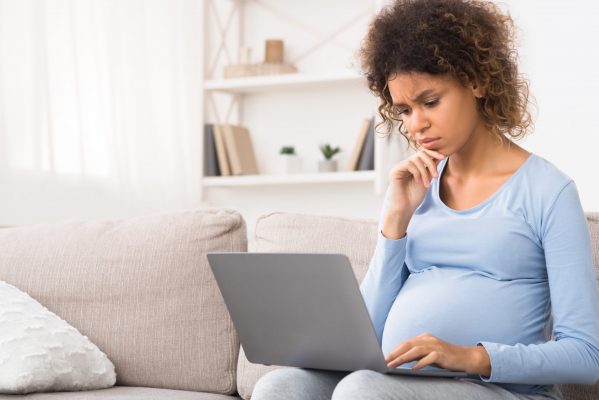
[393,89,437,108]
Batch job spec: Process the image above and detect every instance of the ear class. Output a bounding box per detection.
[470,81,485,98]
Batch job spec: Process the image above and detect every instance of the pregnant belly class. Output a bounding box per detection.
[381,266,550,357]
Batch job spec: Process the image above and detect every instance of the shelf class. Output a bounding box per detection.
[202,170,376,187]
[203,71,366,94]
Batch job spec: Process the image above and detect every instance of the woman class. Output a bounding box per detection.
[251,0,599,399]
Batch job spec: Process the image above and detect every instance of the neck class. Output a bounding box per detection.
[445,125,522,180]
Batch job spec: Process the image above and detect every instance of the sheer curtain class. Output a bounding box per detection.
[0,0,203,226]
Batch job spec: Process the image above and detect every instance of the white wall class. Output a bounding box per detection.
[503,0,599,211]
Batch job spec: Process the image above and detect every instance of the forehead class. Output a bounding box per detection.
[387,72,455,104]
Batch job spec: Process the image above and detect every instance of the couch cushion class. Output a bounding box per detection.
[0,208,246,394]
[236,211,599,400]
[586,212,599,284]
[0,386,241,399]
[560,212,599,400]
[237,211,378,399]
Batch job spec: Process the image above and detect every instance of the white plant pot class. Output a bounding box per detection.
[281,155,302,174]
[318,159,338,172]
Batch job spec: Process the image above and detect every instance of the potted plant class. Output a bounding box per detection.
[280,145,302,174]
[318,144,341,172]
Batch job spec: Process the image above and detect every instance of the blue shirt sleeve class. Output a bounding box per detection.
[359,185,411,345]
[478,181,599,384]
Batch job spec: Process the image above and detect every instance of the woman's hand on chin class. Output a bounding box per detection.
[384,333,491,377]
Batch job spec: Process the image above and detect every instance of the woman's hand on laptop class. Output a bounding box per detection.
[384,333,491,377]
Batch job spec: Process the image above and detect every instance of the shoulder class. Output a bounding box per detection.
[518,154,582,238]
[522,153,574,206]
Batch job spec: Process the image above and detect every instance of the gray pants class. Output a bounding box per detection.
[251,368,563,400]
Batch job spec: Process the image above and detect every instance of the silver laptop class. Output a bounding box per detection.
[207,252,475,379]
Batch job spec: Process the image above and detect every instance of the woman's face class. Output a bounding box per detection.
[386,72,485,155]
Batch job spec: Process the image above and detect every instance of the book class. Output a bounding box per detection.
[203,124,221,177]
[222,124,260,175]
[357,117,375,171]
[213,124,231,176]
[346,117,372,171]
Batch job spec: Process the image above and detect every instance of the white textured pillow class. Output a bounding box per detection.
[0,281,116,394]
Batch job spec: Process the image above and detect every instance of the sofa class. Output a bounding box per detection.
[0,207,597,400]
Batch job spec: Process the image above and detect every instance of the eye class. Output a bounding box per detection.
[395,99,439,117]
[395,106,410,116]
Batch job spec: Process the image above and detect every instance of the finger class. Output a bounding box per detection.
[385,334,440,363]
[409,159,429,187]
[384,340,415,362]
[387,346,428,368]
[411,157,431,187]
[413,351,441,370]
[422,148,446,160]
[416,332,438,341]
[417,152,439,179]
[405,163,423,184]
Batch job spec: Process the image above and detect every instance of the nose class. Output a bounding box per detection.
[407,109,430,136]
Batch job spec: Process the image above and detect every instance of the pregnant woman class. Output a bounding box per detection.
[251,0,599,399]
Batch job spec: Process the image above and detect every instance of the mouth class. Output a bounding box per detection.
[419,138,441,148]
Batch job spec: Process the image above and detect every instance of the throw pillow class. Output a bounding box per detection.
[0,280,116,394]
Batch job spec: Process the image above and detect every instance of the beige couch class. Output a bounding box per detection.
[0,207,597,400]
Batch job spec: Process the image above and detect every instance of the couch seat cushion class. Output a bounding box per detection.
[0,386,241,399]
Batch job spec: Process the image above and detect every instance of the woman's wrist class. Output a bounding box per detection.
[381,210,413,240]
[465,345,492,377]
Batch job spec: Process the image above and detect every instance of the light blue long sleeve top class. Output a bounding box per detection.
[359,153,599,395]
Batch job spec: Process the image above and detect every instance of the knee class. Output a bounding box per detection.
[252,367,339,400]
[252,368,302,400]
[331,370,382,400]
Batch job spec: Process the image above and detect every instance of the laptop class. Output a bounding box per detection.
[207,252,476,379]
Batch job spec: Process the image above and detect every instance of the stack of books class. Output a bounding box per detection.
[204,124,260,177]
[346,116,375,171]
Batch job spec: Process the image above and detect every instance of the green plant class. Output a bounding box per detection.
[280,146,296,155]
[319,144,341,160]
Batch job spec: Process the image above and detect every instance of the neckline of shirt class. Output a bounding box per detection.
[434,152,536,214]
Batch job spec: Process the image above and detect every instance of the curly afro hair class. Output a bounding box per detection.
[359,0,535,148]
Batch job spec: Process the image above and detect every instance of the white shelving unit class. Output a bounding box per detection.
[200,0,408,206]
[203,170,376,187]
[204,71,364,93]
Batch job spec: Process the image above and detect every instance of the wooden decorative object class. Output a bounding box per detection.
[264,39,284,63]
[223,62,298,79]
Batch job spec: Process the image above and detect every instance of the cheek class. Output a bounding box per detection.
[439,100,478,136]
[430,105,475,153]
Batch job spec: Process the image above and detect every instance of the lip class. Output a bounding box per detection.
[419,138,441,148]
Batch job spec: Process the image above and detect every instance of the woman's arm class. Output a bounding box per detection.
[478,181,599,384]
[359,185,411,344]
[360,148,445,343]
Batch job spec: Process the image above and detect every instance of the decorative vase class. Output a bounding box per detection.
[318,159,337,172]
[281,155,302,174]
